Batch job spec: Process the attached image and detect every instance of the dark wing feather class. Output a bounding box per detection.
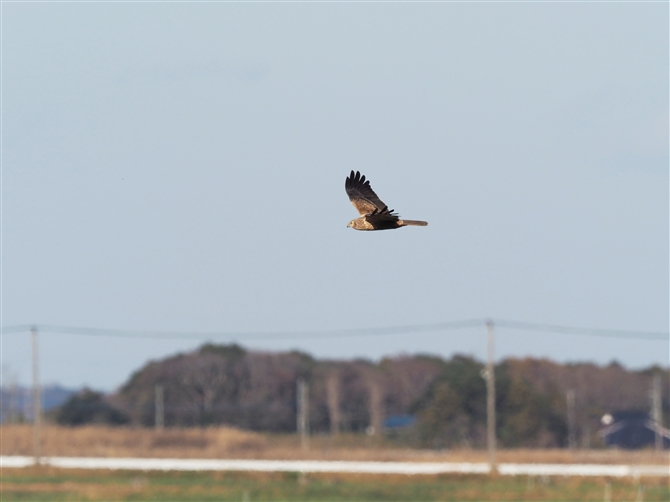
[366,209,400,229]
[345,171,391,216]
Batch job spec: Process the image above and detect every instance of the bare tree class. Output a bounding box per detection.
[171,353,230,424]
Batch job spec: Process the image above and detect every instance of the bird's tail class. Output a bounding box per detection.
[399,219,428,227]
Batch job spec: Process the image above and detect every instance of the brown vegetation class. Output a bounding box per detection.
[1,424,265,460]
[1,424,667,464]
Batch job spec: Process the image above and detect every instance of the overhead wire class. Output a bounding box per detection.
[493,320,668,340]
[0,320,483,341]
[1,319,667,341]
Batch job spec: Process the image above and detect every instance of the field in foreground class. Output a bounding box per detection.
[2,467,669,502]
[2,425,667,465]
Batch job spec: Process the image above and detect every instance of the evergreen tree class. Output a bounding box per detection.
[54,388,129,426]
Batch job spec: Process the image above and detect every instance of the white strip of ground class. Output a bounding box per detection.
[1,456,667,477]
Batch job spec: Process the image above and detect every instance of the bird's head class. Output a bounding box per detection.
[347,220,354,228]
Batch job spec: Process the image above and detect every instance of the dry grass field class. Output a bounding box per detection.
[2,424,668,465]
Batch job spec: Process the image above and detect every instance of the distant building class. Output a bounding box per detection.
[599,411,670,449]
[383,414,416,429]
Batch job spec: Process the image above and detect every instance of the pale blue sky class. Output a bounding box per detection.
[2,2,668,390]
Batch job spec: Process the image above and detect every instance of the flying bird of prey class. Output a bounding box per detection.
[345,171,428,231]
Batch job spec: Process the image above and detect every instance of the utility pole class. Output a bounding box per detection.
[651,373,662,452]
[0,366,8,423]
[582,423,591,450]
[297,379,309,451]
[9,376,18,423]
[485,320,497,473]
[367,378,383,436]
[567,389,576,450]
[327,371,341,436]
[23,387,31,423]
[31,325,42,464]
[155,384,164,430]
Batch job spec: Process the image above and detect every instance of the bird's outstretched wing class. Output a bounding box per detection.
[345,171,393,216]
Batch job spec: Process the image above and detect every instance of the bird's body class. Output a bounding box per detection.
[345,171,428,231]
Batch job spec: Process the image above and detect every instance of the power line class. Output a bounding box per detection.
[494,319,669,340]
[0,320,482,341]
[1,319,667,341]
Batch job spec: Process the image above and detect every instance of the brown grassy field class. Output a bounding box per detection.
[2,424,668,465]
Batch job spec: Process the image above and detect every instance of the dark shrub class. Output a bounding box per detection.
[54,388,129,426]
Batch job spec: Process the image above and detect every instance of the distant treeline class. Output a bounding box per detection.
[48,344,669,449]
[0,384,76,423]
